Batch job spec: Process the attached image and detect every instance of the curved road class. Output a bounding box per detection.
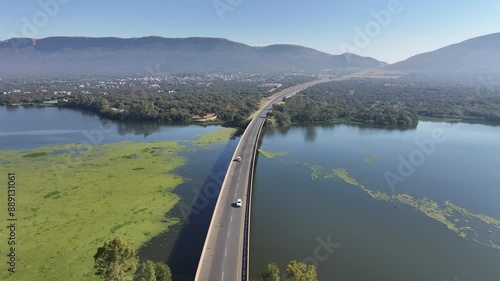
[195,79,330,281]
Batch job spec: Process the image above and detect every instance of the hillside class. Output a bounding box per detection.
[0,36,382,77]
[390,33,500,76]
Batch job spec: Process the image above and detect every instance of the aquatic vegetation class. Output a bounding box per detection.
[364,156,377,163]
[0,141,187,281]
[258,149,289,159]
[307,164,500,251]
[22,151,50,158]
[304,163,326,180]
[191,127,237,148]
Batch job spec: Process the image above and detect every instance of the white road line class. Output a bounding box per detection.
[230,215,233,222]
[225,248,227,257]
[222,271,224,281]
[228,230,231,237]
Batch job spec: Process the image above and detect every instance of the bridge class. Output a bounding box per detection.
[194,79,328,281]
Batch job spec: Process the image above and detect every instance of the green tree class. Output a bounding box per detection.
[134,261,156,281]
[154,262,172,281]
[286,260,318,281]
[230,114,246,126]
[262,263,281,281]
[94,237,136,281]
[97,98,111,112]
[133,261,172,281]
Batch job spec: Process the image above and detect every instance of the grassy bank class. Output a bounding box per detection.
[0,141,187,281]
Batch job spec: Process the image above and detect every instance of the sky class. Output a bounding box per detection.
[1,0,500,63]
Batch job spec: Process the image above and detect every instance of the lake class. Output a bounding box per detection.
[2,106,499,280]
[250,123,500,281]
[0,106,238,279]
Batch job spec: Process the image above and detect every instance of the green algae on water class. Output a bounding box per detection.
[364,156,377,163]
[306,164,500,251]
[258,149,289,159]
[190,127,237,148]
[0,141,187,281]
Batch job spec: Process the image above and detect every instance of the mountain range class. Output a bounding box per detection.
[0,36,381,77]
[390,32,500,76]
[1,33,499,78]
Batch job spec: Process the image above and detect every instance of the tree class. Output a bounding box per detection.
[133,261,172,281]
[262,263,281,281]
[234,114,246,125]
[134,261,156,281]
[154,262,172,281]
[286,260,318,281]
[94,237,136,281]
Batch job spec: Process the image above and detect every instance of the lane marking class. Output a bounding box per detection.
[225,248,227,257]
[228,230,231,237]
[230,215,233,222]
[222,271,224,281]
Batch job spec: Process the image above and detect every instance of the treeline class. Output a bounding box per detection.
[269,79,500,128]
[0,81,268,125]
[257,261,318,281]
[63,81,265,125]
[0,75,318,126]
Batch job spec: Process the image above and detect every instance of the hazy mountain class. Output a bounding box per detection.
[390,33,500,75]
[0,36,382,78]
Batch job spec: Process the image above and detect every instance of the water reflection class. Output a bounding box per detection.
[266,123,417,140]
[303,126,317,142]
[250,122,500,281]
[5,105,19,112]
[115,121,162,137]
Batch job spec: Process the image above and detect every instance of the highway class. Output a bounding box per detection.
[194,79,329,281]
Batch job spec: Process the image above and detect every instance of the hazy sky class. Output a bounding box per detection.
[1,0,500,63]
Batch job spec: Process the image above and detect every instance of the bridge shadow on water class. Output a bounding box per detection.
[138,130,242,281]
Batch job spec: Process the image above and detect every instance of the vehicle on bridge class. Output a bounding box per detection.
[236,156,242,162]
[236,199,242,207]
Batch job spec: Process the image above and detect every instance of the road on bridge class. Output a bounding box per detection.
[194,79,329,281]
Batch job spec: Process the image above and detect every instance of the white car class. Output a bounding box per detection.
[236,156,242,162]
[236,199,242,207]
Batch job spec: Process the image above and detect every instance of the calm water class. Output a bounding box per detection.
[0,106,238,279]
[250,123,500,281]
[0,106,229,150]
[3,107,500,280]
